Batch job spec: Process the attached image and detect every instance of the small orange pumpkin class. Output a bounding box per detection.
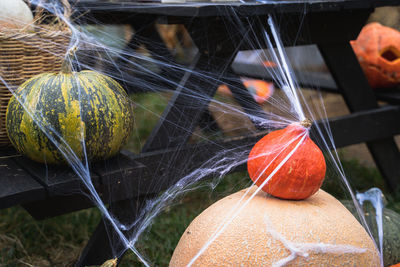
[351,22,400,88]
[242,79,274,104]
[247,120,326,200]
[217,79,274,104]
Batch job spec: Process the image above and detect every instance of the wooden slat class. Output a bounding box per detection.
[13,157,91,197]
[233,61,400,105]
[14,104,400,217]
[312,105,400,149]
[142,19,234,151]
[22,195,94,220]
[231,61,338,92]
[17,154,147,219]
[73,0,400,19]
[0,157,46,209]
[124,105,400,194]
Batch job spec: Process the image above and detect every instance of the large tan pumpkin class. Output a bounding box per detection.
[170,188,380,266]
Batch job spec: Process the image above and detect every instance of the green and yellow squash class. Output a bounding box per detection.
[6,69,134,164]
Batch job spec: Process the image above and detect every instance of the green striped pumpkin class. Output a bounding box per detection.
[6,70,134,164]
[342,200,400,266]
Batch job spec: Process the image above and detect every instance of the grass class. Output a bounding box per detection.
[0,208,101,266]
[125,92,171,153]
[1,92,399,266]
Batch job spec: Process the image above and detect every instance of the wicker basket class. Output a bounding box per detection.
[0,27,70,147]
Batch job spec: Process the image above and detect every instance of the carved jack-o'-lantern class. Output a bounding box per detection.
[351,22,400,88]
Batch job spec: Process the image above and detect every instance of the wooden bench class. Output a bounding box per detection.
[1,0,400,265]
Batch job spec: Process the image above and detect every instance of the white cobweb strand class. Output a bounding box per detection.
[357,188,385,267]
[309,106,381,261]
[266,16,305,122]
[263,215,368,267]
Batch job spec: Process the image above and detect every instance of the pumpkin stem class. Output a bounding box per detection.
[100,258,118,267]
[300,118,312,129]
[60,45,77,74]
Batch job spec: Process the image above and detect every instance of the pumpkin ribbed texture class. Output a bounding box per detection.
[6,70,134,164]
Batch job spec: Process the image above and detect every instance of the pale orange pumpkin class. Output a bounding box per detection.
[247,120,326,200]
[351,22,400,88]
[170,188,380,266]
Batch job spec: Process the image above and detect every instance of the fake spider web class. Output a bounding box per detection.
[0,0,389,266]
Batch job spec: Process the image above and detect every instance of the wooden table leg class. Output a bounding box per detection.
[318,42,400,191]
[75,197,151,266]
[77,50,231,267]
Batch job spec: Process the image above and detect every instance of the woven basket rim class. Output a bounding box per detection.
[0,25,71,40]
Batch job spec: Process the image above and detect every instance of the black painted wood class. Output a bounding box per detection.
[132,106,400,177]
[4,103,399,215]
[311,105,400,150]
[13,157,86,197]
[75,105,400,206]
[223,75,269,131]
[14,103,400,219]
[142,19,238,151]
[141,55,219,151]
[318,43,378,111]
[232,61,339,92]
[74,0,400,19]
[75,3,372,47]
[375,88,400,104]
[22,194,94,220]
[92,155,148,202]
[75,220,114,267]
[318,42,400,190]
[113,16,186,94]
[77,28,211,266]
[198,108,221,133]
[0,157,46,209]
[233,60,400,105]
[1,103,398,263]
[19,154,148,219]
[77,16,251,263]
[76,196,151,267]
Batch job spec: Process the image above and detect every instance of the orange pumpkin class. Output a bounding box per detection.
[351,22,400,88]
[262,60,277,68]
[242,79,274,104]
[217,79,274,104]
[247,120,326,200]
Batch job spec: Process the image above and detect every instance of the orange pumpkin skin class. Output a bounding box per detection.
[351,22,400,88]
[247,123,326,200]
[242,79,274,104]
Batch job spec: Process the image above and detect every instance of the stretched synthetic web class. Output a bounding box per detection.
[0,1,385,266]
